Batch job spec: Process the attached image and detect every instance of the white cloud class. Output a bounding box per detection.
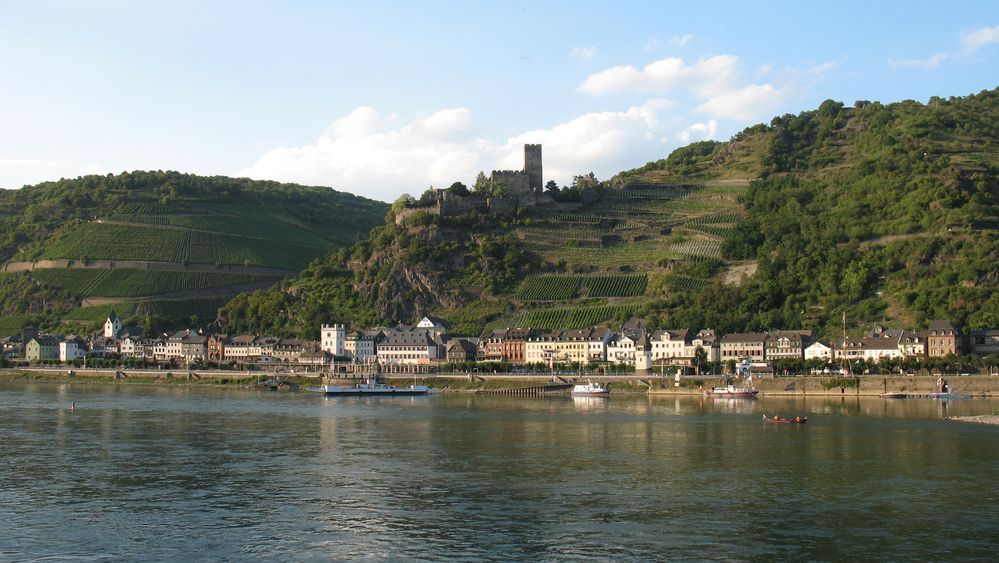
[666,34,694,48]
[238,101,695,201]
[891,24,999,69]
[890,52,950,69]
[644,36,662,51]
[807,61,838,76]
[578,55,740,96]
[676,119,718,144]
[960,24,999,53]
[0,158,103,189]
[694,84,785,121]
[571,46,598,61]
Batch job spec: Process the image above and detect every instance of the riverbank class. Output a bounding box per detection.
[3,369,999,396]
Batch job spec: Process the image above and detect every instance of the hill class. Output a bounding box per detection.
[0,171,387,334]
[216,87,999,340]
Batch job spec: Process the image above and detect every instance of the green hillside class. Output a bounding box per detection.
[217,87,999,340]
[0,171,387,334]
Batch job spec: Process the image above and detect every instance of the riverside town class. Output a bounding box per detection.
[5,310,997,376]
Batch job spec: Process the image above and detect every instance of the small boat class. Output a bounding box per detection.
[928,392,971,400]
[763,414,807,424]
[319,377,429,396]
[706,384,758,397]
[572,380,610,397]
[880,392,907,399]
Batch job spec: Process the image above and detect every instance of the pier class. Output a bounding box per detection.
[475,383,574,397]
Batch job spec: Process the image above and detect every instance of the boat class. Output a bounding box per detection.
[763,414,808,424]
[928,392,971,400]
[705,384,759,397]
[319,377,429,396]
[880,392,907,399]
[571,380,610,397]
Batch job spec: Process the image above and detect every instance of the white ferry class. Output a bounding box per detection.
[571,380,610,397]
[320,377,429,396]
[705,384,759,397]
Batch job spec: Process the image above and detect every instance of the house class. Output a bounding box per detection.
[320,324,345,356]
[345,330,378,362]
[119,336,149,360]
[649,328,693,366]
[166,330,208,363]
[926,320,962,357]
[446,338,479,363]
[804,341,834,361]
[376,327,445,365]
[895,330,926,358]
[690,329,721,363]
[416,316,447,334]
[606,331,640,365]
[765,330,812,360]
[273,339,318,363]
[207,334,227,362]
[59,336,87,362]
[224,335,258,362]
[720,333,767,362]
[524,328,611,364]
[478,328,534,363]
[839,337,902,363]
[1,335,22,360]
[88,336,118,358]
[968,329,999,355]
[25,336,60,362]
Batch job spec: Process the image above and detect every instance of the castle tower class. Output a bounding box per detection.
[321,324,345,356]
[524,144,542,194]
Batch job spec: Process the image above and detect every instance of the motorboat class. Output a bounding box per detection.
[705,385,758,397]
[571,380,610,397]
[880,392,907,399]
[319,377,429,396]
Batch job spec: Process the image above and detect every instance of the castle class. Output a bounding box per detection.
[395,144,553,225]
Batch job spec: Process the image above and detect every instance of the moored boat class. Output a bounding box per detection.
[572,380,610,397]
[763,414,807,424]
[319,377,429,396]
[928,392,971,399]
[706,385,758,397]
[880,392,907,399]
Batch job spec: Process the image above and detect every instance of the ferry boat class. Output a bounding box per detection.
[705,384,759,397]
[319,377,429,396]
[571,380,610,397]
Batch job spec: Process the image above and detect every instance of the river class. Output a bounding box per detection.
[2,382,998,561]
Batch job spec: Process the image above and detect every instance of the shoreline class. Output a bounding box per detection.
[3,369,999,397]
[948,415,999,425]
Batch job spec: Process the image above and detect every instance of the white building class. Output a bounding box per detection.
[321,324,345,357]
[104,310,122,338]
[804,341,834,361]
[59,338,86,362]
[375,327,444,365]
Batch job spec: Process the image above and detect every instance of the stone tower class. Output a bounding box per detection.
[321,324,345,356]
[524,144,543,194]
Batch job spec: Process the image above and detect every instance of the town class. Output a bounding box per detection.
[4,310,998,375]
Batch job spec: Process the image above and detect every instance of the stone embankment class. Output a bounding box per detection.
[948,415,999,425]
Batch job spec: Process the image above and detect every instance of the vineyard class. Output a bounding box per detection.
[527,239,682,269]
[516,276,581,300]
[63,303,139,321]
[40,223,324,270]
[514,305,633,329]
[668,239,722,260]
[0,315,32,335]
[33,268,280,298]
[661,273,712,292]
[111,212,329,247]
[582,275,648,297]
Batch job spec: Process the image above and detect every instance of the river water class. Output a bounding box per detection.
[2,382,998,561]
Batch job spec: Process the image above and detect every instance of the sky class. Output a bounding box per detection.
[2,1,998,202]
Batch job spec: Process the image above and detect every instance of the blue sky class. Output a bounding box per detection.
[2,0,998,201]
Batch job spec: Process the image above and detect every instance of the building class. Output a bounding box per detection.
[765,330,812,360]
[968,329,999,355]
[690,329,721,363]
[804,341,834,361]
[446,338,479,363]
[524,328,611,364]
[376,327,444,365]
[345,330,378,362]
[490,144,543,199]
[25,336,59,362]
[479,327,534,363]
[648,328,693,365]
[720,333,767,362]
[839,337,902,363]
[104,310,122,338]
[59,337,87,362]
[321,324,345,357]
[926,320,962,357]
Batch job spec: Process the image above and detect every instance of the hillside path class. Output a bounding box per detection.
[2,259,295,277]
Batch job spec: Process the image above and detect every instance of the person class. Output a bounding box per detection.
[794,416,801,423]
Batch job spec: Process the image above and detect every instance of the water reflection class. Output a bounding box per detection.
[2,383,999,561]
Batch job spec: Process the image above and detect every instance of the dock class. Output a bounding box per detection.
[475,383,575,397]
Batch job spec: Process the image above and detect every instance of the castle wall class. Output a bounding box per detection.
[491,170,531,196]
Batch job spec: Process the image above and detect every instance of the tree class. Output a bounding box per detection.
[694,346,708,375]
[544,180,560,195]
[447,182,470,196]
[473,171,490,194]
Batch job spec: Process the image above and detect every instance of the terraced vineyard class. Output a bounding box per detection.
[515,305,634,329]
[33,269,280,298]
[582,274,647,297]
[516,275,581,300]
[661,273,712,291]
[41,223,323,270]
